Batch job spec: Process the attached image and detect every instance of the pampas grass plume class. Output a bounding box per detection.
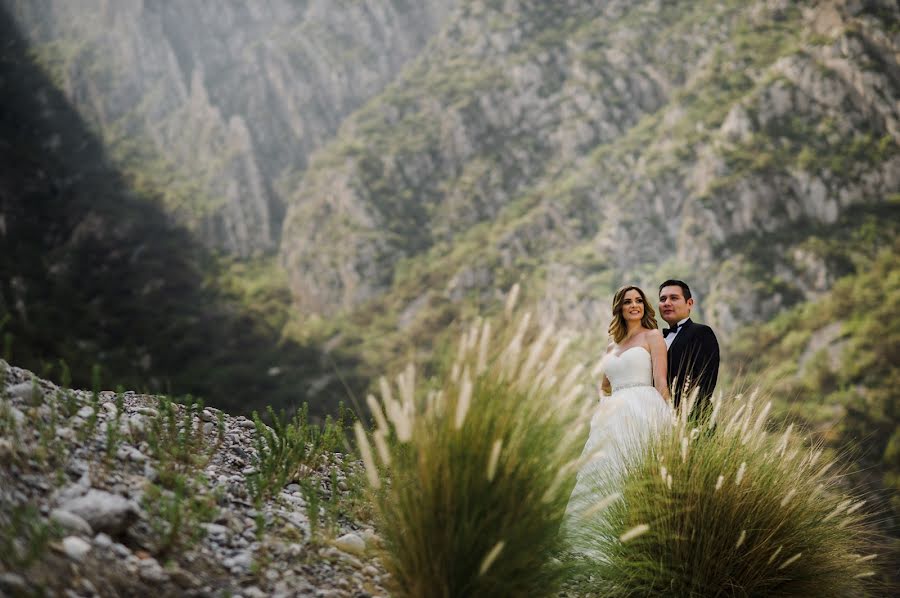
[479,541,505,576]
[354,422,380,489]
[620,524,650,543]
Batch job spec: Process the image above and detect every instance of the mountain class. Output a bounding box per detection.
[273,0,900,531]
[278,0,898,367]
[0,5,365,416]
[7,0,455,255]
[2,0,898,494]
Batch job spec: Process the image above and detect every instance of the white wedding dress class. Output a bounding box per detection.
[566,346,673,517]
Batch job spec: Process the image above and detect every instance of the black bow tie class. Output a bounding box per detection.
[663,325,680,338]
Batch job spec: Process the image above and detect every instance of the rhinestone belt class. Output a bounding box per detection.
[612,382,653,393]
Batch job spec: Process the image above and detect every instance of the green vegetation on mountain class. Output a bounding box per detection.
[280,0,898,397]
[729,233,900,526]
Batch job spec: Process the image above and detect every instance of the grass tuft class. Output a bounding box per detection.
[360,297,593,598]
[569,391,885,596]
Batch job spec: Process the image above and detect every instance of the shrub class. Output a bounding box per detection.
[143,474,219,557]
[140,394,222,555]
[144,394,219,488]
[0,504,61,569]
[358,287,595,598]
[246,402,351,509]
[569,390,884,596]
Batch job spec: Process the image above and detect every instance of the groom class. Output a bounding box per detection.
[658,280,720,422]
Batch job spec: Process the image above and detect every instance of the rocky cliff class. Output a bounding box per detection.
[8,0,456,255]
[280,0,898,340]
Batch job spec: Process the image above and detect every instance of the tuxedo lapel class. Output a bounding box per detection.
[667,318,694,357]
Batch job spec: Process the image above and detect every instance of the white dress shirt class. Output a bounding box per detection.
[664,317,690,349]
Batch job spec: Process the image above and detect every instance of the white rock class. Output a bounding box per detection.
[61,489,138,535]
[55,426,75,441]
[54,476,89,503]
[138,557,169,583]
[62,536,92,561]
[361,528,380,548]
[0,438,14,459]
[8,382,42,403]
[224,550,253,571]
[116,445,147,462]
[50,509,93,536]
[334,532,366,556]
[203,523,229,538]
[0,572,27,593]
[1,402,25,426]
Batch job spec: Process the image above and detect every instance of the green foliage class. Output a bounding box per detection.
[721,111,898,182]
[0,398,18,446]
[145,395,220,489]
[729,244,900,559]
[143,474,219,558]
[300,477,323,540]
[246,403,352,509]
[57,361,79,418]
[139,394,222,556]
[209,256,294,332]
[360,308,591,598]
[570,393,883,596]
[104,387,126,464]
[75,365,102,444]
[0,504,61,570]
[34,402,65,479]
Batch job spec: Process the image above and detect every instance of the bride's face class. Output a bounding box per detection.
[621,289,645,323]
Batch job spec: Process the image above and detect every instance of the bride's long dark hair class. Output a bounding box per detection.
[608,285,659,343]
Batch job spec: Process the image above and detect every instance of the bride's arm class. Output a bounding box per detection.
[647,330,671,403]
[600,374,612,397]
[598,342,614,398]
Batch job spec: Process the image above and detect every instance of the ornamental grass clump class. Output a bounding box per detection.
[357,286,594,598]
[570,389,885,597]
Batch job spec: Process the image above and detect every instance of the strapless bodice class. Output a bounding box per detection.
[602,346,652,391]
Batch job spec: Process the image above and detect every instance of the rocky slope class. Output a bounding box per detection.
[281,0,898,342]
[0,359,384,597]
[7,0,456,255]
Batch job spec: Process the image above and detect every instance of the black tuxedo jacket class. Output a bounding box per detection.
[666,318,720,420]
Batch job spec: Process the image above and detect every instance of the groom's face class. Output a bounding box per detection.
[658,285,693,325]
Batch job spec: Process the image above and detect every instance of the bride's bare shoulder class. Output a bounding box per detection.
[643,328,663,339]
[642,328,664,345]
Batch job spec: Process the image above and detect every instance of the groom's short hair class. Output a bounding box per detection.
[659,279,692,300]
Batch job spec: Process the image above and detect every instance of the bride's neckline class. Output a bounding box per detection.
[609,345,650,359]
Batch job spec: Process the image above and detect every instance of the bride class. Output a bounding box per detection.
[566,285,673,517]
